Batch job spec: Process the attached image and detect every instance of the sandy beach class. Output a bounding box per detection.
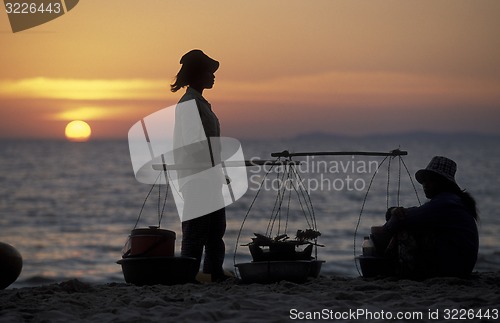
[1,272,499,322]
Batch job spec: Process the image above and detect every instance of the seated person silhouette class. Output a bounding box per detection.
[382,156,479,278]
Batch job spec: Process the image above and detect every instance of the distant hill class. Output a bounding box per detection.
[291,131,500,141]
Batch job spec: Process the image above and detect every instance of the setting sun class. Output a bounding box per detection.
[65,120,92,142]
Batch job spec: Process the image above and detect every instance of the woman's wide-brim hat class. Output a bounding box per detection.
[415,156,458,185]
[180,49,219,73]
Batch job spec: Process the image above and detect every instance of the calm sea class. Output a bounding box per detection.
[1,134,499,287]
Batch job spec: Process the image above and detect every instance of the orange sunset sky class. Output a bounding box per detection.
[1,0,499,140]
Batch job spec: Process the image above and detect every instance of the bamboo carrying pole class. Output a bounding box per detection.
[152,149,406,170]
[152,160,301,171]
[270,149,407,158]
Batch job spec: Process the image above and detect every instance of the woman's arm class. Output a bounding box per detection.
[384,197,448,232]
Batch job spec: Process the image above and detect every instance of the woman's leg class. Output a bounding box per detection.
[398,230,438,278]
[181,214,210,271]
[202,207,226,280]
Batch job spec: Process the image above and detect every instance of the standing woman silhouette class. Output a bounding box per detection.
[170,49,228,282]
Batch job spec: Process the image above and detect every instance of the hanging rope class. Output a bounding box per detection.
[133,172,161,230]
[233,158,280,271]
[267,160,317,237]
[289,163,317,231]
[400,157,422,206]
[353,153,422,276]
[157,172,169,228]
[353,156,389,276]
[289,162,318,258]
[133,171,170,230]
[284,166,293,236]
[397,156,402,207]
[233,157,318,274]
[266,164,288,236]
[386,157,391,210]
